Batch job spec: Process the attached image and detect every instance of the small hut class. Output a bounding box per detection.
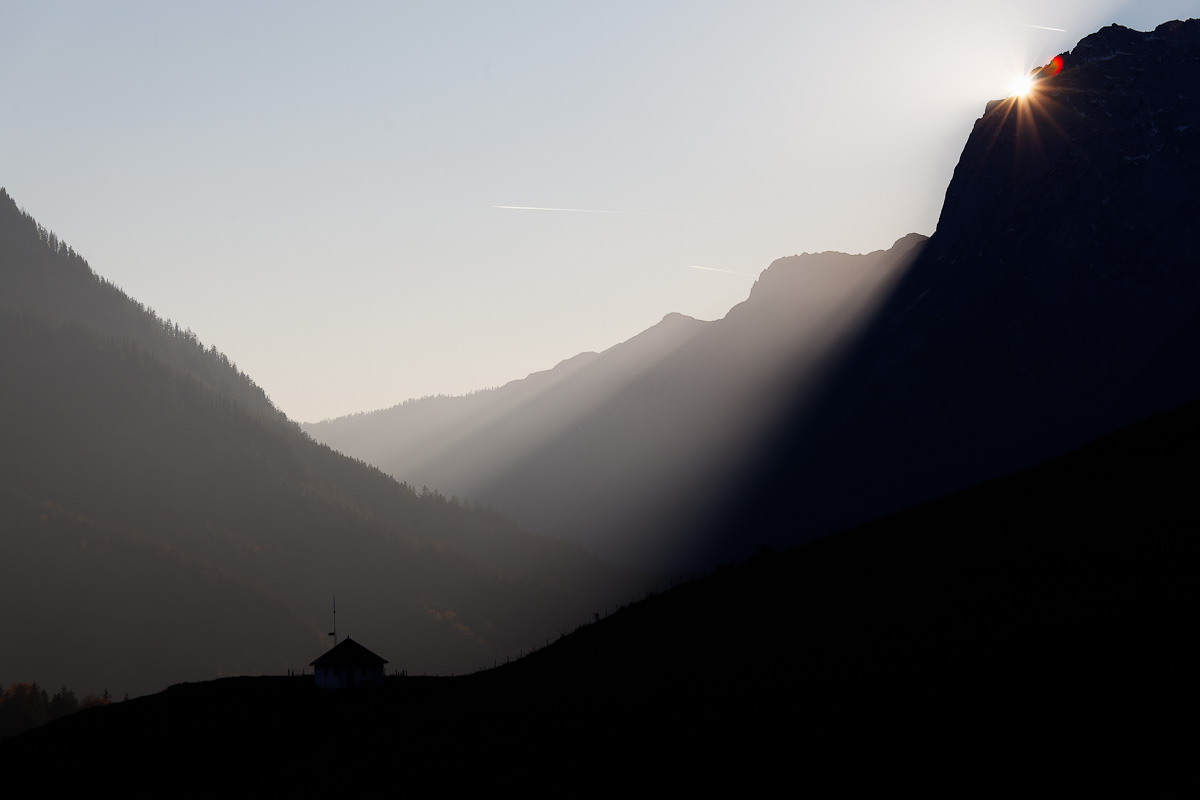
[310,637,388,689]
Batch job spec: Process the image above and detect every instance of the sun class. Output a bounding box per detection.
[1007,55,1063,99]
[1008,73,1035,98]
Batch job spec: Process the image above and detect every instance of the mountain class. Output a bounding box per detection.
[0,190,646,697]
[6,14,1195,709]
[306,233,926,570]
[713,19,1200,557]
[5,19,1199,793]
[312,21,1198,574]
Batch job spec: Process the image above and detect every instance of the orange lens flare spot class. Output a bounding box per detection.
[1013,55,1063,98]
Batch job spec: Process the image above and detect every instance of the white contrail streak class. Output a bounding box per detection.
[1021,24,1067,32]
[493,205,680,216]
[685,265,757,277]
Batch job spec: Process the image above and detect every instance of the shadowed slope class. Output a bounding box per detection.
[0,487,315,694]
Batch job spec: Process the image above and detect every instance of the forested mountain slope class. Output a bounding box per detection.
[0,189,283,422]
[0,191,644,697]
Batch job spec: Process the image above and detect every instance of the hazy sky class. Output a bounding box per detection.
[2,1,1192,422]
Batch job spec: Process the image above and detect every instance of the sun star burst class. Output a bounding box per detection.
[1009,73,1035,98]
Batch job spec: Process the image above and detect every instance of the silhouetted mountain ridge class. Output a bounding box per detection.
[307,233,926,570]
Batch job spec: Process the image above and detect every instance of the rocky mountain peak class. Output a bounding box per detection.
[936,18,1198,269]
[717,19,1200,555]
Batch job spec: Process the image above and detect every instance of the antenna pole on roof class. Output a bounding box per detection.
[327,594,337,647]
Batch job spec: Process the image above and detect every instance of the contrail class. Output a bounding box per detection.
[1021,24,1067,32]
[493,205,681,217]
[685,265,757,277]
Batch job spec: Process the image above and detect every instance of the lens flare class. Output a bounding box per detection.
[1008,55,1064,99]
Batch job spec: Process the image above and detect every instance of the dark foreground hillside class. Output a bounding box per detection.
[7,395,1198,797]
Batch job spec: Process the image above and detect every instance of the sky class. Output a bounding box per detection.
[2,0,1193,422]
